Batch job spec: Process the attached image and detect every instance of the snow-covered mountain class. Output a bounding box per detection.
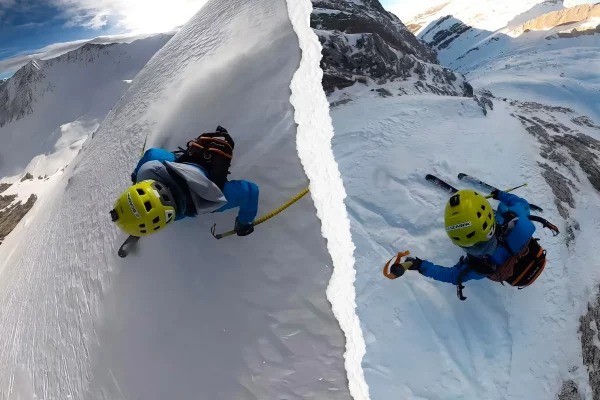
[318,0,600,399]
[311,0,451,92]
[310,0,487,115]
[513,3,600,37]
[0,0,351,399]
[407,0,566,36]
[407,0,600,68]
[0,35,172,179]
[0,35,172,245]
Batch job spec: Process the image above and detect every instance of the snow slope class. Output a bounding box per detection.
[325,1,600,398]
[330,89,600,399]
[444,14,600,123]
[0,0,351,399]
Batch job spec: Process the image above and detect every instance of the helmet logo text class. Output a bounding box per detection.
[446,221,472,231]
[127,193,141,219]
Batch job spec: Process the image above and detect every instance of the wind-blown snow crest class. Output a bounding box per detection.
[0,0,352,399]
[287,0,370,399]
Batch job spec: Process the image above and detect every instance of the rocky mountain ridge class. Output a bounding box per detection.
[311,0,474,99]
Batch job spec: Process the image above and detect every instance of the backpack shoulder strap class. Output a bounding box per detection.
[456,257,472,301]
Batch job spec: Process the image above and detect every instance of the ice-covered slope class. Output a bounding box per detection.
[0,0,351,399]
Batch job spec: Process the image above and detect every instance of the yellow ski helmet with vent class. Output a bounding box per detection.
[110,180,176,237]
[444,190,496,248]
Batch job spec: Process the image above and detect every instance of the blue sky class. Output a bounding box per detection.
[0,2,118,78]
[0,0,208,79]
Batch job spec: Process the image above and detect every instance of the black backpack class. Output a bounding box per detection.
[173,126,235,190]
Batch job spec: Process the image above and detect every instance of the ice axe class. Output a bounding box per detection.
[383,250,414,280]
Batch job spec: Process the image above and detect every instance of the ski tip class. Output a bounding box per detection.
[458,173,467,179]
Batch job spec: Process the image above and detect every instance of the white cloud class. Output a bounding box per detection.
[50,0,209,33]
[0,32,170,77]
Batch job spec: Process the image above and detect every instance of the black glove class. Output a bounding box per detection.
[234,218,254,236]
[405,257,423,272]
[390,257,423,277]
[490,189,500,199]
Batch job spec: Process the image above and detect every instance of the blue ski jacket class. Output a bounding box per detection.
[419,191,536,285]
[131,148,259,225]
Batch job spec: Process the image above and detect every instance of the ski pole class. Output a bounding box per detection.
[484,183,528,199]
[211,187,310,239]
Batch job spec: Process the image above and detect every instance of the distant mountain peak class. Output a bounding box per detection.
[0,34,173,129]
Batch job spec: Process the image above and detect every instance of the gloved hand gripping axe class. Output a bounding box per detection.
[383,250,414,280]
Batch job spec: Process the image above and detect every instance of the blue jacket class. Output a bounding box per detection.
[132,148,259,225]
[419,191,536,285]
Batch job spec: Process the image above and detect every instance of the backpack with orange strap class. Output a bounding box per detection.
[455,212,559,300]
[173,125,235,190]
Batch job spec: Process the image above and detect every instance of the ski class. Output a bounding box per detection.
[425,174,458,194]
[118,235,140,258]
[457,173,543,212]
[457,173,496,192]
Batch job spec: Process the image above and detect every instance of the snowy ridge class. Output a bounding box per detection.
[288,0,370,398]
[513,3,600,39]
[409,1,568,65]
[512,3,600,35]
[0,0,352,399]
[410,0,564,37]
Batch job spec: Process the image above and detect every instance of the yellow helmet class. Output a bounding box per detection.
[110,180,176,237]
[444,190,495,248]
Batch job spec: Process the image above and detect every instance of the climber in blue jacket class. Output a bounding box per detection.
[391,189,552,300]
[111,127,259,238]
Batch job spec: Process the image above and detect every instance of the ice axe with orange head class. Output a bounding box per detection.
[383,250,416,280]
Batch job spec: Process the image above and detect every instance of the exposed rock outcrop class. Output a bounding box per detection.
[579,292,600,400]
[311,0,469,94]
[515,3,600,35]
[0,194,37,242]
